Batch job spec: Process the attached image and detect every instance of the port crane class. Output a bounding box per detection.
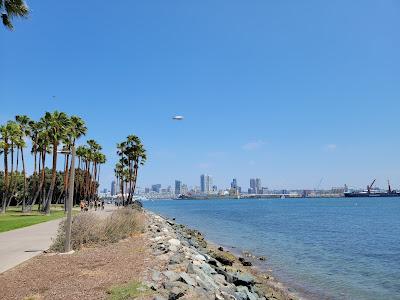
[367,179,376,194]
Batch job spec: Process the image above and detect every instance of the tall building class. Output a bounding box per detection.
[256,178,262,194]
[175,180,182,195]
[250,178,256,194]
[151,184,162,193]
[231,178,238,189]
[181,184,188,195]
[200,174,213,194]
[200,175,206,193]
[111,180,117,196]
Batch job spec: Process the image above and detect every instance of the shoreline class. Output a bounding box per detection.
[145,209,300,300]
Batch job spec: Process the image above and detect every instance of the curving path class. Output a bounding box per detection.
[0,205,117,274]
[0,219,61,274]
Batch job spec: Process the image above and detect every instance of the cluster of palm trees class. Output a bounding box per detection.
[114,135,146,206]
[76,140,106,205]
[1,0,29,30]
[0,111,106,214]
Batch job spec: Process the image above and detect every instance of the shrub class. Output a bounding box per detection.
[50,208,144,252]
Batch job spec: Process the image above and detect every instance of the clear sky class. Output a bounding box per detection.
[1,1,400,191]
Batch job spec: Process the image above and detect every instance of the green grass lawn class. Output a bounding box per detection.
[0,205,77,233]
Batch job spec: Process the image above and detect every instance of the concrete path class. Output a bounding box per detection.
[0,205,118,274]
[0,219,61,274]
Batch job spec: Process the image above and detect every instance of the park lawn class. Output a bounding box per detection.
[0,206,77,233]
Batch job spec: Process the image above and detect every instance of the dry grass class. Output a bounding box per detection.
[51,208,144,252]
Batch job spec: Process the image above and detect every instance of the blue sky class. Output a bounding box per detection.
[1,1,400,191]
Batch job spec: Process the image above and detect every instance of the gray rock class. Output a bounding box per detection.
[199,262,217,276]
[179,272,197,286]
[246,290,259,300]
[153,296,167,300]
[168,239,181,247]
[212,274,227,286]
[168,288,185,300]
[193,254,206,261]
[234,291,248,300]
[169,254,183,265]
[236,286,249,294]
[152,270,161,282]
[163,271,180,282]
[164,282,189,300]
[220,283,237,295]
[169,245,179,252]
[220,291,236,300]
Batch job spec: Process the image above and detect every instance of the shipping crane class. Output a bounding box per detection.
[367,179,376,194]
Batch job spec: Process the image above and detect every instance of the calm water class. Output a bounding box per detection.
[144,198,400,300]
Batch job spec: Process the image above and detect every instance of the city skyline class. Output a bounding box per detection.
[2,1,400,191]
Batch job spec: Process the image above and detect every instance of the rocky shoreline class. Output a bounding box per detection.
[145,210,298,300]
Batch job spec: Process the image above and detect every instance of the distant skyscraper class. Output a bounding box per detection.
[111,180,117,196]
[200,174,206,193]
[250,178,256,194]
[151,184,162,193]
[175,180,182,195]
[231,178,238,189]
[181,184,188,195]
[201,174,212,194]
[256,178,262,194]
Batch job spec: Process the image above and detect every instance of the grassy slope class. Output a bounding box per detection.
[0,206,71,233]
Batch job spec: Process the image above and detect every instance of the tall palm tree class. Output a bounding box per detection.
[15,115,31,212]
[116,135,146,205]
[41,111,70,215]
[61,116,87,205]
[0,124,10,213]
[29,120,40,175]
[1,0,29,30]
[5,121,21,209]
[30,127,50,210]
[131,141,146,202]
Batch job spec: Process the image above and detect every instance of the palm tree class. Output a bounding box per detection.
[30,127,50,210]
[1,0,29,30]
[5,121,22,209]
[29,120,40,175]
[131,140,146,202]
[60,116,87,206]
[41,111,71,215]
[15,115,31,212]
[0,124,10,213]
[116,135,146,205]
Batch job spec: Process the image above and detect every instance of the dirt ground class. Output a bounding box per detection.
[0,232,158,300]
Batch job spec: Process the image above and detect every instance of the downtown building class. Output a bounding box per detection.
[175,180,182,195]
[249,178,262,194]
[111,180,117,196]
[200,174,213,194]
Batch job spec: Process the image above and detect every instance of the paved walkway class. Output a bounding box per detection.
[0,205,117,274]
[0,219,61,274]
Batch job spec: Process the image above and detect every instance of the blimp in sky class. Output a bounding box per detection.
[172,115,184,120]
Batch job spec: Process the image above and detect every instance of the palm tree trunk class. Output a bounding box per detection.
[21,147,27,212]
[1,146,9,214]
[32,150,46,210]
[7,146,19,208]
[44,142,58,214]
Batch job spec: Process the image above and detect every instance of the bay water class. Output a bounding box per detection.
[144,198,400,300]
